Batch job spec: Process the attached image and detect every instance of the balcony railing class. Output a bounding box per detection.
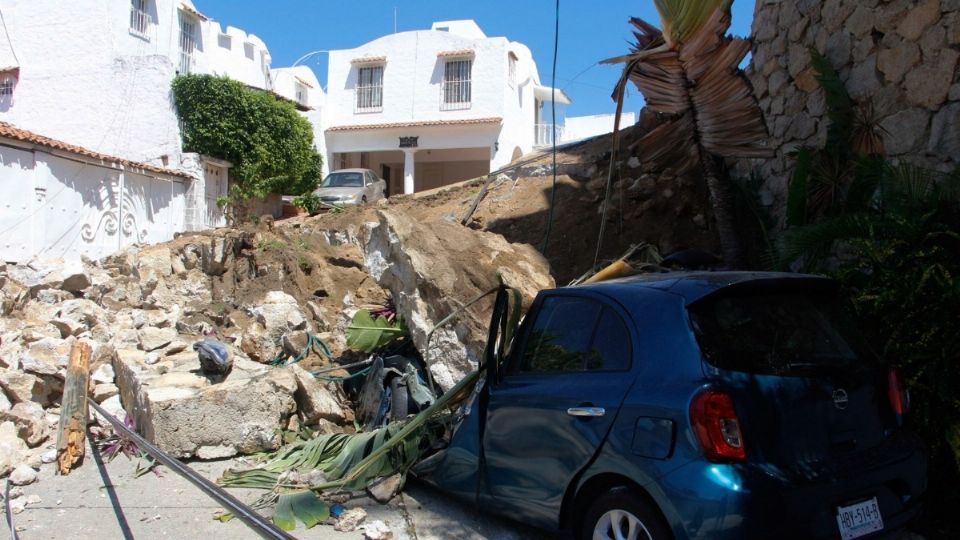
[535,124,565,147]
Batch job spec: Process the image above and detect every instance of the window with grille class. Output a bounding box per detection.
[130,0,150,38]
[508,53,517,89]
[442,59,472,110]
[0,72,15,97]
[356,65,383,113]
[179,15,196,74]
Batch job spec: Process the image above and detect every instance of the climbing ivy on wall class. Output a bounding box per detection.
[171,74,322,200]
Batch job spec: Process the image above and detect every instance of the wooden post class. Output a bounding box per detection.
[56,341,91,475]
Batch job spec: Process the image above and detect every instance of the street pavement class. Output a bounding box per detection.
[8,441,547,540]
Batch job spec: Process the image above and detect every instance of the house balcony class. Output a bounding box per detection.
[534,124,565,148]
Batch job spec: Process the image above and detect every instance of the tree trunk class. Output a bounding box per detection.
[701,155,745,268]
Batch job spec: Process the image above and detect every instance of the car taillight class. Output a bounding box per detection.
[690,389,746,462]
[888,368,910,424]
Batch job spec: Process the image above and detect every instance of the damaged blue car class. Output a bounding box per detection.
[414,272,927,540]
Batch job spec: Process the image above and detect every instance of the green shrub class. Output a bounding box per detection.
[171,74,322,201]
[292,193,322,215]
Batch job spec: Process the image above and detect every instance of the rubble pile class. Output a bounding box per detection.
[0,207,553,480]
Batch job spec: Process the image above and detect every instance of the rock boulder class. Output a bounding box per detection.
[363,210,554,390]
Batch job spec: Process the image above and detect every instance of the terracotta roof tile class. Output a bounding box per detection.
[437,49,475,58]
[0,122,192,179]
[327,117,503,132]
[351,55,387,64]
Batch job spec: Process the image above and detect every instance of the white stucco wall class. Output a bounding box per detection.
[0,0,275,169]
[563,112,637,144]
[325,21,561,177]
[0,141,190,263]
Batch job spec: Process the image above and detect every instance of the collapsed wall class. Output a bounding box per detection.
[742,0,960,218]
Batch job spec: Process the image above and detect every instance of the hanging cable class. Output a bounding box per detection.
[539,0,561,254]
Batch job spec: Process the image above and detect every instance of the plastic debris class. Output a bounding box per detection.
[192,339,233,376]
[330,503,346,518]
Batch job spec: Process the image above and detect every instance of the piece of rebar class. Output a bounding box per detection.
[87,399,295,540]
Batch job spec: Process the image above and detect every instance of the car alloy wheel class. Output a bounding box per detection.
[581,487,670,540]
[592,509,651,540]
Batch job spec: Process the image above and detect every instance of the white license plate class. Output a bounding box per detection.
[836,497,884,540]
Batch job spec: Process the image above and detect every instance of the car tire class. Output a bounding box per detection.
[580,487,671,540]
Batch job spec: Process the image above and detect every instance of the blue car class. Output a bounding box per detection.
[415,272,927,540]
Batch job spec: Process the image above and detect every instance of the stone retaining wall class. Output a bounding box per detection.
[742,0,960,216]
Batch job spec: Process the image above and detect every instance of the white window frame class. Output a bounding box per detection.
[508,53,517,89]
[441,58,472,111]
[355,65,384,113]
[129,0,150,40]
[243,42,255,60]
[178,14,197,75]
[0,71,16,97]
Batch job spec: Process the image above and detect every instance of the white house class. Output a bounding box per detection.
[323,20,572,195]
[0,0,323,263]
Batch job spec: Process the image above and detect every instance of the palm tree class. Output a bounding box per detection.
[604,0,771,267]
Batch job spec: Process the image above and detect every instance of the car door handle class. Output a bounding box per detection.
[567,407,605,417]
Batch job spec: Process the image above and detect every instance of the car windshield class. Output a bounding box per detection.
[688,291,874,375]
[321,172,364,188]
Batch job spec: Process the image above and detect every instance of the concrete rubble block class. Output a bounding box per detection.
[0,421,29,476]
[0,401,48,447]
[92,383,119,403]
[138,326,177,352]
[880,108,932,155]
[877,40,921,85]
[113,349,297,458]
[19,337,71,378]
[362,520,393,540]
[241,292,311,363]
[367,473,403,503]
[91,363,115,385]
[334,507,368,533]
[5,257,87,296]
[0,369,58,407]
[363,210,554,391]
[9,463,38,485]
[288,364,350,425]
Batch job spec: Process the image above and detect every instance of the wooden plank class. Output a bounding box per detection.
[56,341,91,475]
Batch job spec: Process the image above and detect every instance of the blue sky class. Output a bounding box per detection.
[195,1,755,118]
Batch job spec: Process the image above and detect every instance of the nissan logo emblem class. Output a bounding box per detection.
[833,389,849,410]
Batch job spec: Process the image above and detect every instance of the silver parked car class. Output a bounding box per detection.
[313,168,387,206]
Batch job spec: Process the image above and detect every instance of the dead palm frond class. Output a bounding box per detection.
[602,0,772,267]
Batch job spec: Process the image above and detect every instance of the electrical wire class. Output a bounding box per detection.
[539,0,561,254]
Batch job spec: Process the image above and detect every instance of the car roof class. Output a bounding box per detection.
[573,271,834,305]
[328,168,373,174]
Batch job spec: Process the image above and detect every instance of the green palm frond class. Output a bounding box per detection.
[654,0,731,46]
[810,48,853,157]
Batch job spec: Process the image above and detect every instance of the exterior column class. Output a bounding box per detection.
[403,149,417,195]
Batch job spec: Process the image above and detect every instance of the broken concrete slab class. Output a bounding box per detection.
[138,327,177,352]
[0,421,29,476]
[112,349,297,458]
[289,364,351,426]
[363,210,554,390]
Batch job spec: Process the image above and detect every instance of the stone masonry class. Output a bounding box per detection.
[742,0,960,218]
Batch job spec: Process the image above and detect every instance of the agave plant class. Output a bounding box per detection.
[603,0,772,267]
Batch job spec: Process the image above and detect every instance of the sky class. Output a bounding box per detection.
[195,1,756,119]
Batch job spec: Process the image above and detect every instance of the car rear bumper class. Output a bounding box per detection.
[660,432,927,540]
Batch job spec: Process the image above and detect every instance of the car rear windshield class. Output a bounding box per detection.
[321,173,363,187]
[688,291,873,376]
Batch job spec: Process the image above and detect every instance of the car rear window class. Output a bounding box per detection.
[688,292,872,376]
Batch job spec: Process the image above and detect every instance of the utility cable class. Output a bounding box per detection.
[539,0,561,254]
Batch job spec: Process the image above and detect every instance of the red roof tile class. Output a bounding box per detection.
[327,117,503,132]
[0,122,192,179]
